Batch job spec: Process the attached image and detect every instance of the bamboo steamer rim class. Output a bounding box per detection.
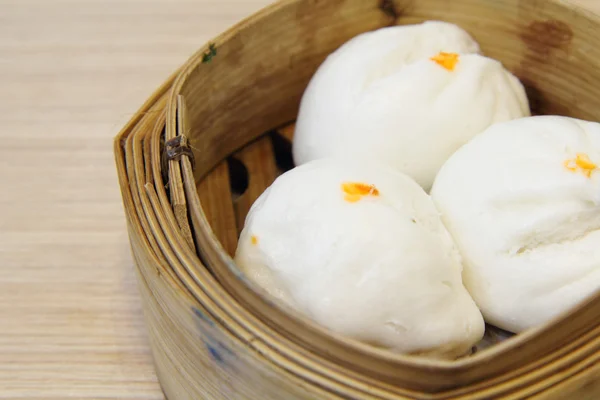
[169,0,600,376]
[113,0,600,397]
[166,0,600,367]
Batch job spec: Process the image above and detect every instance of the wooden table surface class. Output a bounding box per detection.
[1,0,598,398]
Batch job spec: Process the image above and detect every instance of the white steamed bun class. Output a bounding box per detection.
[293,21,530,190]
[431,116,600,333]
[235,158,484,358]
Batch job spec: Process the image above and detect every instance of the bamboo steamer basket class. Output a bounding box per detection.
[114,0,600,398]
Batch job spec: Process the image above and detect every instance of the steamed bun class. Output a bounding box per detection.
[431,116,600,333]
[293,21,530,190]
[235,158,484,358]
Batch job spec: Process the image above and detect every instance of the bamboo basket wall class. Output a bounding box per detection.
[114,0,600,398]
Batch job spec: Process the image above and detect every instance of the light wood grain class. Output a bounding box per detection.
[1,0,599,399]
[0,1,270,399]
